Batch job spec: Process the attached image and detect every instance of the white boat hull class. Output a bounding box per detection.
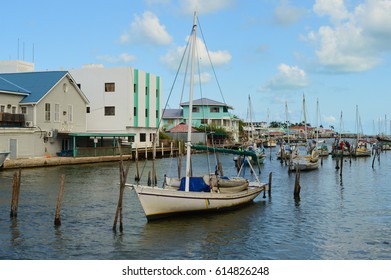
[0,152,10,167]
[129,184,267,220]
[289,153,320,171]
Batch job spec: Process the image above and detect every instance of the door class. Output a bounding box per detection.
[9,139,17,159]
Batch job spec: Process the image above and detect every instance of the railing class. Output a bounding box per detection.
[0,112,25,127]
[74,146,132,157]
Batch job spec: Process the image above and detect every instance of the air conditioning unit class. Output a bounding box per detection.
[25,121,33,127]
[46,130,53,138]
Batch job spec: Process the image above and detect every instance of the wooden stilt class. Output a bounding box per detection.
[268,172,272,198]
[113,153,130,232]
[147,171,151,186]
[294,164,301,198]
[10,170,21,218]
[54,174,65,226]
[339,153,343,176]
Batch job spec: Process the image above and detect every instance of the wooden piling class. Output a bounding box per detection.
[372,146,381,169]
[10,169,21,218]
[54,174,65,226]
[268,172,272,197]
[113,155,130,232]
[147,171,151,186]
[279,145,284,164]
[294,164,301,198]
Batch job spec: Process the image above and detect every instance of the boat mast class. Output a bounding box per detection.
[248,95,254,143]
[303,94,307,142]
[356,105,359,143]
[184,12,197,192]
[316,98,319,142]
[285,101,290,146]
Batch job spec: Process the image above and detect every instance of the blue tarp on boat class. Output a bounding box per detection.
[179,177,211,192]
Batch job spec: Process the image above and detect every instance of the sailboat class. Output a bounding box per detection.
[352,105,371,157]
[314,99,329,156]
[263,108,277,148]
[127,13,269,221]
[289,94,320,171]
[331,111,351,157]
[277,101,293,160]
[234,95,266,165]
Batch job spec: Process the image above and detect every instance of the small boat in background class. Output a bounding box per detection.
[352,105,371,157]
[316,140,329,156]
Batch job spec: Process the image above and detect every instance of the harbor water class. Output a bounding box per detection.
[1,146,391,260]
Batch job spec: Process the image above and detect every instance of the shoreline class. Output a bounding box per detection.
[1,155,132,169]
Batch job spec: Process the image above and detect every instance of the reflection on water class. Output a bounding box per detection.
[1,148,391,259]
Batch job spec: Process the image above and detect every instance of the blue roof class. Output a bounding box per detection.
[180,97,230,107]
[162,108,183,118]
[0,77,30,95]
[0,71,68,103]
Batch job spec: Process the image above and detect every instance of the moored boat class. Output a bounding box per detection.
[127,12,269,221]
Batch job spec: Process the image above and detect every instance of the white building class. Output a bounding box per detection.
[0,60,35,73]
[70,65,162,148]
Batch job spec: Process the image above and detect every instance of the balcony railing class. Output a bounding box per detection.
[0,112,25,127]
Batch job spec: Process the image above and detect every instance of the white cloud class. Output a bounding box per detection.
[308,0,391,72]
[313,0,350,23]
[179,0,235,15]
[97,53,136,64]
[160,35,231,71]
[273,1,307,26]
[323,115,336,124]
[261,64,309,91]
[120,11,172,45]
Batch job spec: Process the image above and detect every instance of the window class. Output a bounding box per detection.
[133,83,137,93]
[104,106,115,116]
[54,104,60,122]
[223,107,228,113]
[134,107,137,116]
[192,107,200,113]
[45,103,51,121]
[68,105,73,122]
[11,106,17,114]
[0,105,5,112]
[210,107,220,113]
[156,89,159,97]
[140,133,146,142]
[104,82,115,92]
[156,110,159,118]
[201,119,208,124]
[21,106,27,114]
[145,108,148,117]
[145,86,148,95]
[128,136,135,143]
[86,107,90,113]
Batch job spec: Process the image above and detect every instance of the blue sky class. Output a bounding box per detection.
[2,0,391,135]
